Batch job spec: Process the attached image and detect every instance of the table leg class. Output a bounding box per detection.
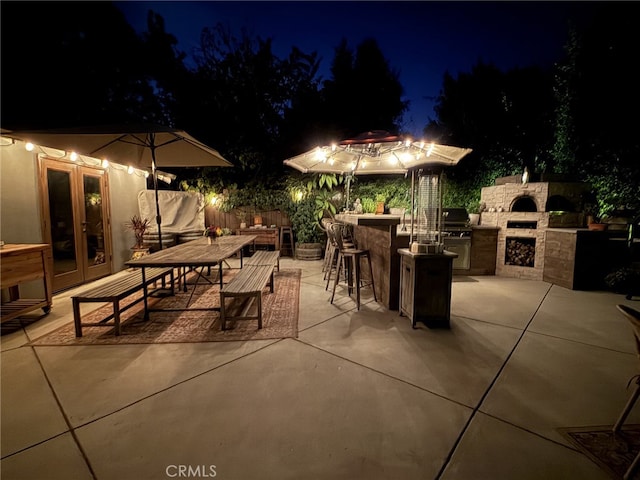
[141,268,149,320]
[182,266,188,292]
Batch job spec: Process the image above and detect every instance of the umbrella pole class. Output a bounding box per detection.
[150,138,163,250]
[345,175,351,211]
[410,170,415,244]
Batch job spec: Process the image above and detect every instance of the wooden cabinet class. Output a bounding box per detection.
[1,244,53,322]
[399,249,456,328]
[236,228,280,251]
[543,229,608,290]
[468,227,499,275]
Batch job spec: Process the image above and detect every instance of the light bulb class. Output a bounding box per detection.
[69,152,78,161]
[25,142,34,151]
[101,159,109,168]
[127,165,134,174]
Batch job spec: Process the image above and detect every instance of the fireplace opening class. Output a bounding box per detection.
[512,196,537,212]
[505,237,536,267]
[545,195,576,212]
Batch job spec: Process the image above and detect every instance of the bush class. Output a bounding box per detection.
[289,195,323,244]
[604,267,640,295]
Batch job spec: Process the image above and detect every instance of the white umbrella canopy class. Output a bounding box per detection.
[5,124,232,169]
[5,124,233,249]
[283,130,472,175]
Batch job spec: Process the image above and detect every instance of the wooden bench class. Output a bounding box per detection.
[72,267,174,337]
[219,264,275,330]
[245,250,280,272]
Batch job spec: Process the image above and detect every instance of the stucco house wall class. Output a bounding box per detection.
[0,138,145,294]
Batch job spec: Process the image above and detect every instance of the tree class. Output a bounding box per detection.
[425,61,556,209]
[552,3,640,215]
[140,10,191,127]
[319,38,408,142]
[188,24,324,184]
[0,2,163,129]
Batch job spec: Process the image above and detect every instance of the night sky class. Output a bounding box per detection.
[116,1,598,137]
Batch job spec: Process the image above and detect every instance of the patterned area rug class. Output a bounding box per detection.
[28,269,300,346]
[558,425,640,479]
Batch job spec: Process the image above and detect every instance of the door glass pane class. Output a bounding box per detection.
[83,176,106,266]
[47,169,77,275]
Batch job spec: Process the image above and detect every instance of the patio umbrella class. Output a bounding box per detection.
[283,130,473,206]
[6,124,233,249]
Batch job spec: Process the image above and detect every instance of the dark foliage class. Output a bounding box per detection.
[1,1,164,128]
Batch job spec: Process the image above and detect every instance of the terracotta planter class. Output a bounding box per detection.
[588,223,608,231]
[375,202,385,215]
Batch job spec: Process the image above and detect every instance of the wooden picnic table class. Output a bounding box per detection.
[125,235,257,320]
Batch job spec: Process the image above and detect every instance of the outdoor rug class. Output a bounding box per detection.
[558,425,640,479]
[28,268,301,346]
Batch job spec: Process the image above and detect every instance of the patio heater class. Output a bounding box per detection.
[409,168,444,253]
[400,166,455,329]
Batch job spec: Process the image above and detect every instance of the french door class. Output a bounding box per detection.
[40,158,112,292]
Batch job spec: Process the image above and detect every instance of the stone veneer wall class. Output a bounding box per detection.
[481,182,549,213]
[481,182,550,280]
[480,181,589,280]
[481,210,549,280]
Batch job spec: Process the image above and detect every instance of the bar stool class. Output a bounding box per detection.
[320,219,335,275]
[328,223,376,310]
[324,221,356,284]
[280,226,295,258]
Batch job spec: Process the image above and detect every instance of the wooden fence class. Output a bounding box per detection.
[204,207,291,231]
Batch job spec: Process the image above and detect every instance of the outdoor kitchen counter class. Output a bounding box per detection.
[334,214,409,310]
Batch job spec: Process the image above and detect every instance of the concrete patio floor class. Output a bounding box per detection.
[2,257,639,479]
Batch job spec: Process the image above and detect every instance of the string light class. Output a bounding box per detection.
[2,136,153,179]
[426,143,435,157]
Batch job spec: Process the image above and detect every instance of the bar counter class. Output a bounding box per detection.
[334,214,409,310]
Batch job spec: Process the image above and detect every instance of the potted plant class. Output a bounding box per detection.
[361,198,377,214]
[235,208,247,229]
[466,200,484,226]
[375,193,387,215]
[388,196,410,216]
[125,215,151,250]
[289,195,324,260]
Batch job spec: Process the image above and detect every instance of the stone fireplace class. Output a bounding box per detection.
[480,176,590,280]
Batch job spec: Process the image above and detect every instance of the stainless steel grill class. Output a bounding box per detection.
[442,207,472,269]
